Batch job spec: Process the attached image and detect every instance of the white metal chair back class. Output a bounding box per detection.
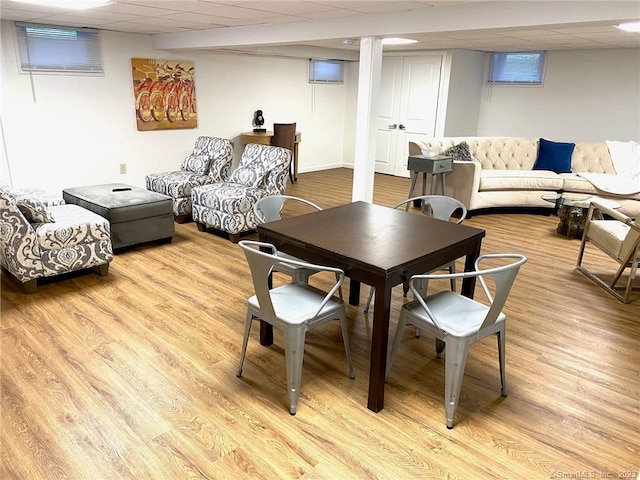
[239,241,343,322]
[395,195,467,222]
[254,195,321,224]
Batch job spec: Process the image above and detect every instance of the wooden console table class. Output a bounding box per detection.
[240,131,302,182]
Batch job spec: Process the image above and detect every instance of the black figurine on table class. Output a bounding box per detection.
[253,110,266,132]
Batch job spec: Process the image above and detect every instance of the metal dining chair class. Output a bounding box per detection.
[385,253,527,428]
[237,240,355,415]
[254,195,342,298]
[364,195,468,316]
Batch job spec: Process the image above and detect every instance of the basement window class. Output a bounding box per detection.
[309,59,344,84]
[16,23,103,75]
[488,51,545,85]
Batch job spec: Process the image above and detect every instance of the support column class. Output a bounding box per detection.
[352,36,383,203]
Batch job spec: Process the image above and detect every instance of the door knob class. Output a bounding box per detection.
[388,124,397,129]
[398,124,406,130]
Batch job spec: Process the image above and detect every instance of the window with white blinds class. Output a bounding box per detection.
[488,51,545,85]
[309,59,344,84]
[16,23,103,74]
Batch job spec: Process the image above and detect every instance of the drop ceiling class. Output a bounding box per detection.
[1,0,639,58]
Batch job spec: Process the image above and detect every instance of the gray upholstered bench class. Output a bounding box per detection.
[63,183,174,250]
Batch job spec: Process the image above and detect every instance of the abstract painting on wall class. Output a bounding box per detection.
[131,58,197,131]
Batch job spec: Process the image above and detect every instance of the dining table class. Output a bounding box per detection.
[257,201,486,412]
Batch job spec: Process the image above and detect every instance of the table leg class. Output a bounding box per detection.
[430,173,437,195]
[441,173,447,196]
[368,282,392,412]
[348,279,361,306]
[461,241,482,298]
[556,205,600,239]
[260,322,273,346]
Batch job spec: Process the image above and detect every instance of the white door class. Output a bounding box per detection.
[375,55,443,177]
[374,57,403,175]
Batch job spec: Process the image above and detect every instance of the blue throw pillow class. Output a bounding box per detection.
[533,138,575,173]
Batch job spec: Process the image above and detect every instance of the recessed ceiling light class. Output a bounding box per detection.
[382,37,418,46]
[615,22,640,32]
[11,0,115,10]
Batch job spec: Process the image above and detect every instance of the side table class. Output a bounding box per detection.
[240,131,301,182]
[407,154,453,207]
[541,193,621,239]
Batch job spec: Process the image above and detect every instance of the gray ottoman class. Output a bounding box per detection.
[63,183,174,250]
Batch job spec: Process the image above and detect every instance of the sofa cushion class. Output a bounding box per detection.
[227,165,268,187]
[442,142,473,162]
[479,170,563,192]
[534,138,575,174]
[181,153,211,175]
[16,197,55,223]
[561,173,640,200]
[38,204,111,250]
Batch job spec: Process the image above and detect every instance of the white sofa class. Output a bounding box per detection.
[415,137,640,218]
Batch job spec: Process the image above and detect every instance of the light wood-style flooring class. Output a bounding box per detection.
[2,168,638,479]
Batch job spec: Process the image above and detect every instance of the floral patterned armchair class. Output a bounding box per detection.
[145,136,234,222]
[191,143,292,242]
[0,185,113,293]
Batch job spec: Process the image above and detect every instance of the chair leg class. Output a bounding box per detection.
[413,278,429,338]
[335,272,344,300]
[577,248,639,304]
[386,312,409,381]
[229,233,241,243]
[363,287,375,313]
[576,229,589,267]
[443,339,470,429]
[21,279,38,294]
[339,312,356,379]
[284,326,306,415]
[236,313,254,377]
[97,263,109,276]
[497,328,507,397]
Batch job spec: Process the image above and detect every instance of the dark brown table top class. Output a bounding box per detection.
[257,201,485,287]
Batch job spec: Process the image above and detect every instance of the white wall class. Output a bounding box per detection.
[477,48,640,141]
[0,23,348,192]
[2,20,639,194]
[442,49,486,137]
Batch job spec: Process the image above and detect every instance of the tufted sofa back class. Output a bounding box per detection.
[571,142,615,174]
[420,137,616,173]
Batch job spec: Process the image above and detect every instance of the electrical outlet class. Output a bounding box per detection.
[119,163,127,174]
